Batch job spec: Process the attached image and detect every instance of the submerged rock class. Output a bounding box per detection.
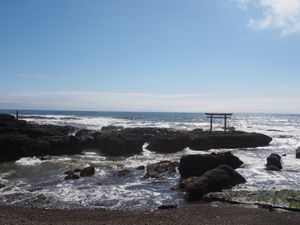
[143,161,179,179]
[136,165,145,170]
[183,165,246,199]
[117,169,131,177]
[80,166,95,177]
[266,153,282,171]
[296,147,300,159]
[64,171,80,180]
[179,152,243,179]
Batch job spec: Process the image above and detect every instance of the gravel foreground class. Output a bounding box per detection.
[1,203,300,225]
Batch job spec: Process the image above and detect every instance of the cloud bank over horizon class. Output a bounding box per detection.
[234,0,300,35]
[0,91,299,113]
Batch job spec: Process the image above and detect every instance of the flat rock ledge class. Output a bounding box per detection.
[76,127,272,156]
[0,114,272,162]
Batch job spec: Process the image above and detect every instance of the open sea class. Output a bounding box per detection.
[0,110,300,210]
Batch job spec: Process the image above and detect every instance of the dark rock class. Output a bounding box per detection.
[143,161,179,179]
[171,182,185,191]
[97,134,143,156]
[78,135,95,148]
[117,169,131,177]
[0,114,273,162]
[158,204,177,210]
[39,156,51,161]
[266,153,282,171]
[189,128,204,135]
[0,134,32,162]
[65,171,80,180]
[136,165,145,170]
[0,183,5,189]
[147,134,189,153]
[46,136,81,156]
[179,152,243,179]
[0,114,82,162]
[80,166,95,177]
[296,147,300,159]
[183,165,246,199]
[101,125,124,132]
[74,168,81,173]
[0,114,15,121]
[75,129,95,137]
[189,131,272,151]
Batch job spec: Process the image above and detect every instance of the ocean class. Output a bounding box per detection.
[0,110,300,210]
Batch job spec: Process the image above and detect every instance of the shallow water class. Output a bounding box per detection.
[0,110,300,210]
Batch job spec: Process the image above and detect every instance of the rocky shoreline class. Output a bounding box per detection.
[0,113,272,161]
[3,113,300,215]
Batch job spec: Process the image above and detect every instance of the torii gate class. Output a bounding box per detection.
[205,113,232,133]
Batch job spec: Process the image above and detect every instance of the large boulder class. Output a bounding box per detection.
[0,134,32,162]
[0,114,82,162]
[266,153,282,171]
[183,165,246,198]
[80,166,95,177]
[97,134,144,156]
[296,147,300,159]
[179,152,243,179]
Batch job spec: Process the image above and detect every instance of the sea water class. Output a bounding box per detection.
[0,110,300,210]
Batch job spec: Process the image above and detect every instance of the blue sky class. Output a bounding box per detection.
[0,0,300,112]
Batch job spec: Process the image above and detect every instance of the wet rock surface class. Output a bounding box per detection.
[1,113,272,162]
[64,171,80,180]
[80,166,95,177]
[0,114,81,162]
[296,147,300,159]
[117,169,131,177]
[266,153,282,171]
[179,152,244,179]
[183,165,246,199]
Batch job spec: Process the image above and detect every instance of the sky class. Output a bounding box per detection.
[0,0,300,113]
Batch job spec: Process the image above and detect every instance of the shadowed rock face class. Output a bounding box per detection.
[183,165,246,199]
[266,153,282,171]
[179,152,244,179]
[188,131,272,151]
[0,114,81,162]
[296,147,300,159]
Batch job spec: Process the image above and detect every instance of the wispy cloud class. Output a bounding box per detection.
[233,0,300,35]
[0,91,299,113]
[16,74,65,80]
